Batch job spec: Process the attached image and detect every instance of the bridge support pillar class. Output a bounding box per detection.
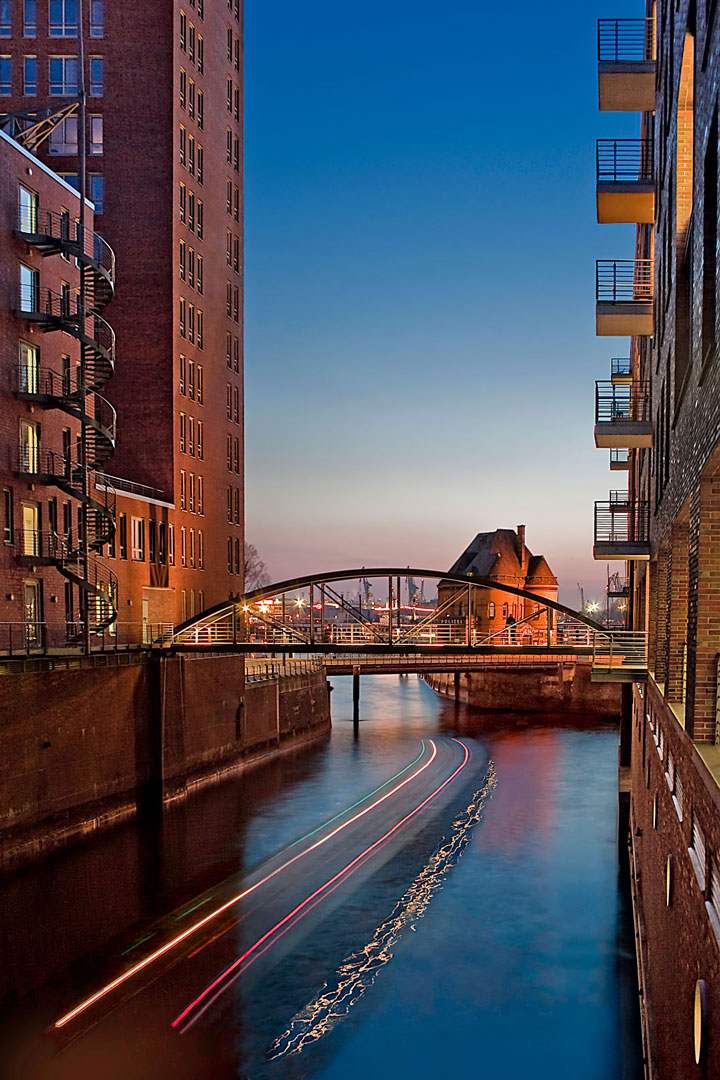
[454,671,460,700]
[353,667,360,736]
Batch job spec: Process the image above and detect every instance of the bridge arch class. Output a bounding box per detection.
[170,566,605,649]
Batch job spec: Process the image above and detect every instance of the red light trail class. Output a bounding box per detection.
[173,739,471,1032]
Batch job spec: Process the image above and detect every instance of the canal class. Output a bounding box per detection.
[0,674,642,1078]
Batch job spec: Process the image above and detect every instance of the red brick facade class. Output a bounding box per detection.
[1,0,245,633]
[596,1,720,1074]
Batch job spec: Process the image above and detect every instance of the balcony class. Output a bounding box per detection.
[15,206,115,309]
[611,357,632,384]
[596,140,654,223]
[596,260,654,336]
[598,19,656,112]
[594,498,650,560]
[591,631,647,682]
[610,449,631,471]
[595,381,652,448]
[607,576,630,598]
[14,286,115,386]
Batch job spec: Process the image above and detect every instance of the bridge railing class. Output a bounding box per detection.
[592,631,648,678]
[245,657,324,682]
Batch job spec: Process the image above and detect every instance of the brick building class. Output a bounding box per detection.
[438,526,558,642]
[1,0,244,635]
[594,4,720,1075]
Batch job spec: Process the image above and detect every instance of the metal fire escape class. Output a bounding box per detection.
[14,208,119,635]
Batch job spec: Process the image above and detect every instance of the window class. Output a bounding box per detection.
[233,185,239,221]
[188,22,195,62]
[197,35,203,73]
[227,27,232,61]
[188,132,195,174]
[131,517,145,561]
[196,200,203,238]
[188,472,195,512]
[690,814,707,891]
[180,9,186,50]
[227,487,232,522]
[234,488,240,524]
[197,420,203,459]
[226,229,232,265]
[179,182,186,222]
[179,124,186,164]
[119,513,127,558]
[188,77,195,117]
[188,417,195,456]
[233,286,239,323]
[197,309,203,349]
[19,341,38,394]
[187,358,195,398]
[226,281,232,318]
[49,0,79,36]
[197,530,204,569]
[179,67,187,109]
[234,538,241,574]
[233,236,240,273]
[226,384,232,419]
[189,529,195,567]
[196,254,203,294]
[3,489,13,543]
[234,37,240,71]
[226,332,232,368]
[179,412,186,453]
[226,435,232,471]
[226,129,232,164]
[180,527,187,567]
[188,191,195,230]
[233,337,239,372]
[187,247,195,288]
[49,115,78,155]
[18,184,37,232]
[197,475,203,514]
[168,524,175,565]
[49,54,78,94]
[197,145,203,184]
[181,589,187,620]
[233,135,240,173]
[23,55,36,94]
[187,302,194,343]
[0,1,9,36]
[226,178,232,215]
[148,520,156,564]
[179,239,186,281]
[233,387,240,424]
[158,522,166,564]
[23,0,36,36]
[19,264,38,312]
[90,0,103,37]
[89,174,103,213]
[234,87,240,121]
[89,55,103,95]
[0,55,11,94]
[227,537,233,573]
[233,437,240,473]
[180,469,187,510]
[179,297,186,337]
[89,115,103,154]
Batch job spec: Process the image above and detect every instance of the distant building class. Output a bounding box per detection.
[438,525,558,643]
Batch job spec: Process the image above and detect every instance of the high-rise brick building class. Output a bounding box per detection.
[1,0,244,632]
[594,4,720,1075]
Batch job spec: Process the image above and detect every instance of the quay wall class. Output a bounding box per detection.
[0,656,330,869]
[425,658,621,716]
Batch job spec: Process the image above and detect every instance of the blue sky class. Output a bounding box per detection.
[244,0,640,605]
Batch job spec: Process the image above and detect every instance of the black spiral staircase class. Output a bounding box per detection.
[14,208,118,634]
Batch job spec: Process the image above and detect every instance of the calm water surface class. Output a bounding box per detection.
[1,674,641,1078]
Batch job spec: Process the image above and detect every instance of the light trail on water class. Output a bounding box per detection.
[53,740,433,1031]
[172,739,471,1033]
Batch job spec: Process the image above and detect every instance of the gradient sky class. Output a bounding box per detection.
[244,0,640,606]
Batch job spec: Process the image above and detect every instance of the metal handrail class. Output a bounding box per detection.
[99,474,165,501]
[597,18,655,63]
[15,286,115,368]
[592,631,648,674]
[596,260,653,303]
[597,139,654,183]
[16,366,117,446]
[15,205,115,287]
[594,500,650,543]
[595,381,650,422]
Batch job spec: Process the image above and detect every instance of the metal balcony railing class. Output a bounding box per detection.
[15,286,115,384]
[610,449,631,466]
[596,260,653,303]
[594,500,650,544]
[611,358,632,378]
[595,381,650,423]
[15,206,115,293]
[597,139,654,183]
[597,18,655,62]
[16,366,117,447]
[592,631,648,679]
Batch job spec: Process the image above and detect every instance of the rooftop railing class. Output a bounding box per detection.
[597,18,655,62]
[596,260,653,303]
[99,474,166,502]
[597,139,654,183]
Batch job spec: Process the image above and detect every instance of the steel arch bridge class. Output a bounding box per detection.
[164,568,646,681]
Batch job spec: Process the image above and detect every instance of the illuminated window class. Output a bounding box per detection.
[131,517,145,561]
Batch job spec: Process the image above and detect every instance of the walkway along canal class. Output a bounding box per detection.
[0,674,642,1078]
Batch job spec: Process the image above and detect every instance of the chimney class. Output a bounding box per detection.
[516,525,526,573]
